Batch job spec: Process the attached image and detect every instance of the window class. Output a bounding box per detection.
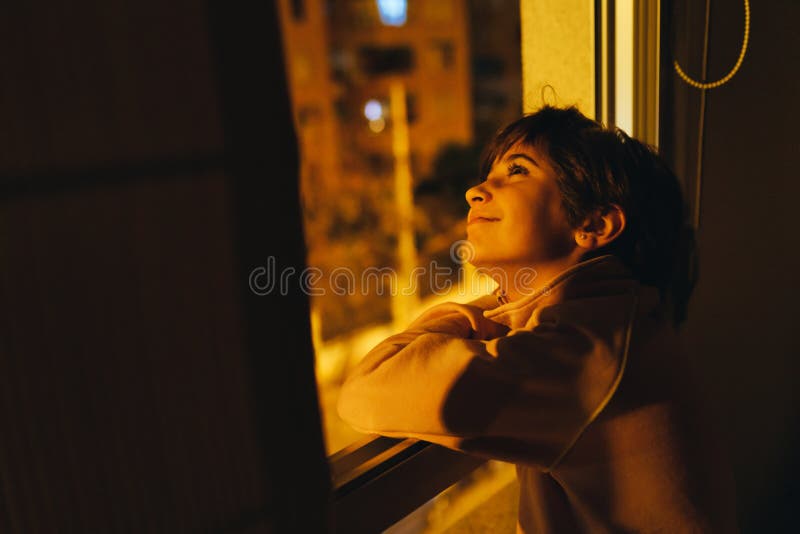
[278,0,523,529]
[276,0,662,529]
[358,45,414,76]
[297,105,321,126]
[432,40,455,69]
[472,55,506,78]
[290,0,305,21]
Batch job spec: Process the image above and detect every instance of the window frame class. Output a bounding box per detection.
[326,2,663,530]
[330,435,486,532]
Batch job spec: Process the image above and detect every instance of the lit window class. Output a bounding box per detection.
[376,0,407,27]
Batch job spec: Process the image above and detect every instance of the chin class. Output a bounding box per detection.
[465,239,496,263]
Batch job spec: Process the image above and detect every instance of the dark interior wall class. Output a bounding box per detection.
[663,1,800,531]
[1,2,330,532]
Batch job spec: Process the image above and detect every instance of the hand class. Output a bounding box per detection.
[407,303,509,340]
[457,304,510,340]
[408,311,474,338]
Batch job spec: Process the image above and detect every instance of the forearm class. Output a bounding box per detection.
[338,302,505,431]
[342,301,506,380]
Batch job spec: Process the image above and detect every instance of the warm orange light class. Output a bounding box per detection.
[368,117,386,133]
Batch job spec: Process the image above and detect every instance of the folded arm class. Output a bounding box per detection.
[337,299,629,468]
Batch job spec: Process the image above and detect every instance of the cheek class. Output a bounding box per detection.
[498,197,549,251]
[519,190,574,250]
[468,187,573,264]
[512,193,553,234]
[538,187,572,231]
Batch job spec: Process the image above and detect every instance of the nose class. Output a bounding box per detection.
[465,182,491,207]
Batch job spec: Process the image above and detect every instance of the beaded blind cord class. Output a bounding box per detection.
[675,0,751,229]
[674,0,751,90]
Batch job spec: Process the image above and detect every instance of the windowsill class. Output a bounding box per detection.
[330,435,487,532]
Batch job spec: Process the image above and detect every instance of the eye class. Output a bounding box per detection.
[507,162,529,177]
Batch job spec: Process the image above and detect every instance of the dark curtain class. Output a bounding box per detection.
[661,1,800,532]
[0,1,330,532]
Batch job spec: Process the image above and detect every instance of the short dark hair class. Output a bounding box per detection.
[480,106,696,326]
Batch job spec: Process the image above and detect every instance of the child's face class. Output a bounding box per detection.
[465,142,576,268]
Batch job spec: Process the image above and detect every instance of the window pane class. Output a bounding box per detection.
[277,0,521,456]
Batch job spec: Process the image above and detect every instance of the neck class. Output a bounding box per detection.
[495,252,585,302]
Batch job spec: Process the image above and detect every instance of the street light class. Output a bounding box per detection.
[364,99,386,132]
[376,0,407,27]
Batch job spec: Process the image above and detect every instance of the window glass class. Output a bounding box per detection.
[277,0,521,457]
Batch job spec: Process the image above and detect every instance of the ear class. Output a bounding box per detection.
[574,205,626,250]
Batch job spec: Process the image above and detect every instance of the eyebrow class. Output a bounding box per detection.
[503,153,540,167]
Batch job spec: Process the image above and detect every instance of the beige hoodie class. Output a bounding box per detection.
[338,255,738,533]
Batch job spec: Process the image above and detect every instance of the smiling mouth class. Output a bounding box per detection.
[467,217,500,225]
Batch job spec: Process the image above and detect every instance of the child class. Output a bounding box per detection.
[338,106,738,533]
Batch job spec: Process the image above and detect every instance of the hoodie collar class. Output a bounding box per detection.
[483,255,637,329]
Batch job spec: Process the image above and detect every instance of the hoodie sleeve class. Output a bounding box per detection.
[336,297,635,470]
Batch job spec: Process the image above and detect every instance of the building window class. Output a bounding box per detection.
[472,55,506,78]
[405,92,418,123]
[297,105,322,127]
[358,46,414,76]
[290,0,306,21]
[432,40,455,69]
